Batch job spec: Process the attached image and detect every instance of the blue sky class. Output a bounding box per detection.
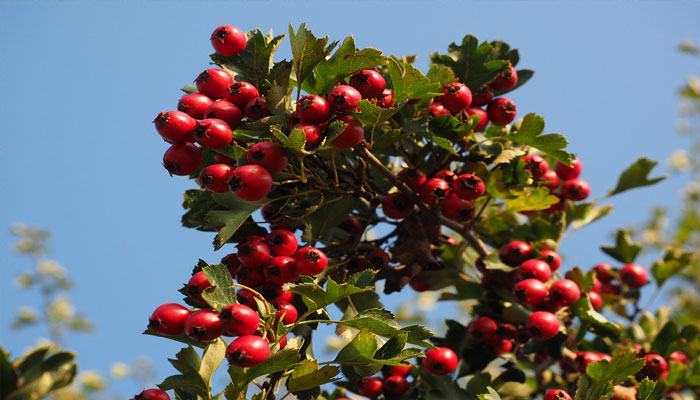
[1,1,698,397]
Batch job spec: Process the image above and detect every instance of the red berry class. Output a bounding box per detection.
[539,249,562,271]
[331,115,364,149]
[487,97,517,125]
[134,389,170,400]
[620,263,648,288]
[276,301,298,325]
[237,241,271,268]
[226,82,260,108]
[469,317,498,341]
[196,69,234,100]
[297,95,331,123]
[163,142,203,176]
[247,142,288,173]
[221,254,242,272]
[543,389,572,400]
[422,347,458,375]
[383,375,409,396]
[382,364,412,378]
[194,118,233,149]
[154,111,196,143]
[555,157,582,180]
[382,193,414,219]
[491,65,518,91]
[399,167,427,189]
[184,310,223,341]
[418,178,451,206]
[294,247,328,275]
[588,291,603,310]
[594,263,615,283]
[471,84,494,107]
[264,256,299,285]
[292,123,323,149]
[199,164,234,193]
[204,101,242,130]
[409,276,430,292]
[327,85,362,113]
[600,282,621,296]
[245,97,271,120]
[543,192,567,214]
[640,353,669,380]
[277,290,295,304]
[237,288,257,307]
[527,311,560,340]
[228,165,272,201]
[521,154,549,180]
[426,102,451,118]
[549,279,581,306]
[148,303,190,335]
[438,82,472,112]
[368,248,390,269]
[542,170,560,189]
[211,25,247,57]
[466,106,488,131]
[440,194,475,221]
[265,230,298,257]
[669,351,690,364]
[213,152,236,166]
[178,93,213,120]
[349,70,386,99]
[519,259,552,282]
[487,338,513,355]
[513,278,548,304]
[226,335,270,367]
[499,241,534,266]
[376,89,394,108]
[575,351,604,372]
[562,178,591,201]
[220,303,259,336]
[186,271,211,303]
[357,377,383,398]
[453,174,485,201]
[432,170,457,185]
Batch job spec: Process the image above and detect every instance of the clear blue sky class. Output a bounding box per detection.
[1,1,698,397]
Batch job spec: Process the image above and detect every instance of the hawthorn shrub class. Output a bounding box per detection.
[142,23,700,400]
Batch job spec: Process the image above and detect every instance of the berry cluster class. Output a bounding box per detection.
[129,389,170,400]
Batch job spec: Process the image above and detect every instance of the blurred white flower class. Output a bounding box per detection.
[668,150,691,171]
[110,362,131,380]
[79,370,107,391]
[37,260,66,278]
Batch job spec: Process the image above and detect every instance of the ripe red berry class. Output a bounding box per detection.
[640,353,669,380]
[276,301,298,325]
[527,311,560,340]
[588,291,603,310]
[544,193,567,214]
[383,375,409,396]
[539,249,562,271]
[292,123,324,149]
[376,89,394,108]
[349,70,386,99]
[575,351,605,373]
[265,230,298,257]
[382,193,414,219]
[236,288,257,307]
[543,389,572,400]
[228,165,272,201]
[154,111,196,143]
[549,279,581,306]
[186,271,211,303]
[418,178,451,206]
[487,338,513,355]
[163,142,203,176]
[500,241,534,266]
[264,256,299,285]
[148,303,190,335]
[213,152,236,166]
[204,101,242,130]
[600,282,621,296]
[226,335,270,367]
[471,84,494,107]
[542,169,560,190]
[555,157,582,180]
[440,194,475,221]
[247,142,288,173]
[520,259,552,282]
[277,290,294,304]
[134,389,170,400]
[184,310,223,341]
[521,154,549,180]
[331,115,364,149]
[562,178,591,201]
[357,377,383,398]
[399,167,427,189]
[469,317,498,341]
[220,303,259,336]
[294,247,328,275]
[422,347,459,375]
[327,85,362,113]
[409,276,430,292]
[199,164,234,193]
[194,118,233,149]
[196,69,234,100]
[426,102,451,118]
[620,263,648,288]
[245,97,271,120]
[594,263,615,283]
[513,278,549,304]
[382,364,412,378]
[178,93,213,120]
[466,106,488,131]
[297,95,332,123]
[487,97,517,125]
[669,351,690,364]
[211,25,247,57]
[453,174,485,201]
[226,82,260,108]
[438,82,472,112]
[433,170,457,185]
[368,248,390,269]
[237,241,271,268]
[491,65,518,91]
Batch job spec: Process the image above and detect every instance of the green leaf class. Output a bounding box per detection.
[650,248,692,286]
[571,298,624,338]
[287,274,374,314]
[289,23,337,87]
[207,193,271,250]
[477,386,502,400]
[502,113,574,165]
[340,309,434,348]
[427,134,458,154]
[182,189,220,230]
[388,57,442,102]
[201,264,237,311]
[302,196,359,243]
[181,84,198,94]
[1,347,18,398]
[600,230,642,264]
[288,360,340,392]
[335,330,416,367]
[428,115,472,140]
[303,36,386,95]
[608,158,666,196]
[266,61,293,116]
[505,188,560,212]
[586,353,645,383]
[430,34,510,90]
[427,64,456,85]
[650,321,679,355]
[160,346,208,395]
[324,120,348,143]
[286,128,307,154]
[211,29,285,91]
[353,100,405,130]
[637,377,666,400]
[566,202,614,230]
[228,339,302,393]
